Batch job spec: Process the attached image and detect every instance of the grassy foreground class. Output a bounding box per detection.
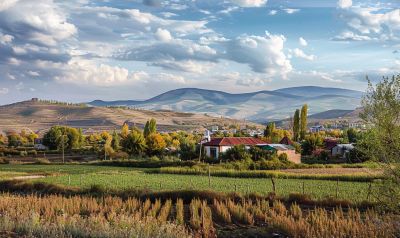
[0,164,375,202]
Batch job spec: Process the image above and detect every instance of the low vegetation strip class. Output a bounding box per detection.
[151,167,382,182]
[0,180,365,208]
[33,171,373,201]
[0,193,397,238]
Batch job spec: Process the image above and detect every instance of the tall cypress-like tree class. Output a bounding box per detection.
[293,109,300,141]
[300,104,308,140]
[111,131,120,151]
[121,123,130,139]
[144,118,157,138]
[143,121,150,138]
[264,122,275,139]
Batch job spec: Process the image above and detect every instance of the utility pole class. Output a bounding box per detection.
[62,133,65,164]
[104,142,107,160]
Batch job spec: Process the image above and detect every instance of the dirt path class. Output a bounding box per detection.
[11,175,45,180]
[279,168,382,175]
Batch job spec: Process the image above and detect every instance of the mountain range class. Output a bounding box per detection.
[89,86,363,122]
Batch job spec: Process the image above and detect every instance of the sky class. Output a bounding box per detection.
[0,0,399,104]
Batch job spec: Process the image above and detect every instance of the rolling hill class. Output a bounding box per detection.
[0,99,259,134]
[89,86,363,122]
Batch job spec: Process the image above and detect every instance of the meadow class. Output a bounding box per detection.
[0,164,375,202]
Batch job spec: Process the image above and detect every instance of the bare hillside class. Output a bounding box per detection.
[0,99,258,134]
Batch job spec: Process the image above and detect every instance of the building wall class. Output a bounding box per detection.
[205,146,220,159]
[277,150,301,164]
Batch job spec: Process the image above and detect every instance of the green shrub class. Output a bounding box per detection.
[0,157,10,164]
[34,158,51,165]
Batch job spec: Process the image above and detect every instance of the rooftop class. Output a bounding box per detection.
[203,137,267,146]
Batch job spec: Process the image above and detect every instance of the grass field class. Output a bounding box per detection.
[0,164,374,202]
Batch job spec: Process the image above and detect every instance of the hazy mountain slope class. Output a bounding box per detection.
[308,110,354,119]
[274,86,363,98]
[88,86,362,121]
[0,100,259,134]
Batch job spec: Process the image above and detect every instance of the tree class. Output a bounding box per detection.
[121,129,146,156]
[43,127,63,150]
[221,145,251,161]
[264,122,275,139]
[0,134,6,145]
[120,123,130,139]
[301,133,323,155]
[146,133,166,156]
[43,126,82,151]
[300,104,308,140]
[358,75,400,210]
[346,128,358,143]
[111,131,120,151]
[144,118,157,138]
[293,109,300,141]
[179,137,197,160]
[7,133,22,147]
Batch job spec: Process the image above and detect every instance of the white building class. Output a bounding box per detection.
[309,125,326,133]
[203,137,267,159]
[332,144,354,159]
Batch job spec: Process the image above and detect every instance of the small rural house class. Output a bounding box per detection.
[34,138,48,150]
[203,137,267,159]
[203,137,301,164]
[332,144,354,159]
[309,125,325,133]
[324,138,339,151]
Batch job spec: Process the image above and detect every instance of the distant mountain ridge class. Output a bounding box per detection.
[88,86,363,122]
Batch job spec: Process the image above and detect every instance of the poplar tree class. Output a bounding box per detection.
[293,109,300,141]
[144,118,157,138]
[300,104,308,140]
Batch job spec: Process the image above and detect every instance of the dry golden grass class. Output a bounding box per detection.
[0,193,398,238]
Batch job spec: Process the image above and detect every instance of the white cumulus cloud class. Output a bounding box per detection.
[283,8,300,14]
[155,28,172,42]
[0,0,18,12]
[338,0,352,9]
[230,0,267,7]
[225,32,292,78]
[292,48,315,61]
[299,37,308,46]
[0,87,9,94]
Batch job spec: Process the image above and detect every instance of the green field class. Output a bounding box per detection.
[0,164,374,202]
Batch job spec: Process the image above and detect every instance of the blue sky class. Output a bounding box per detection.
[0,0,399,104]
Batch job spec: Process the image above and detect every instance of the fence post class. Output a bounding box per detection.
[302,181,305,195]
[80,174,82,186]
[271,177,276,194]
[367,182,372,201]
[336,179,339,199]
[208,164,211,188]
[68,175,71,186]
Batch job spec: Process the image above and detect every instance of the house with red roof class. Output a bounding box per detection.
[202,137,267,159]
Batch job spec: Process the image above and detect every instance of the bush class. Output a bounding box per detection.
[149,156,160,162]
[28,150,37,156]
[34,158,51,165]
[111,151,129,160]
[278,153,288,162]
[0,157,10,164]
[220,145,251,161]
